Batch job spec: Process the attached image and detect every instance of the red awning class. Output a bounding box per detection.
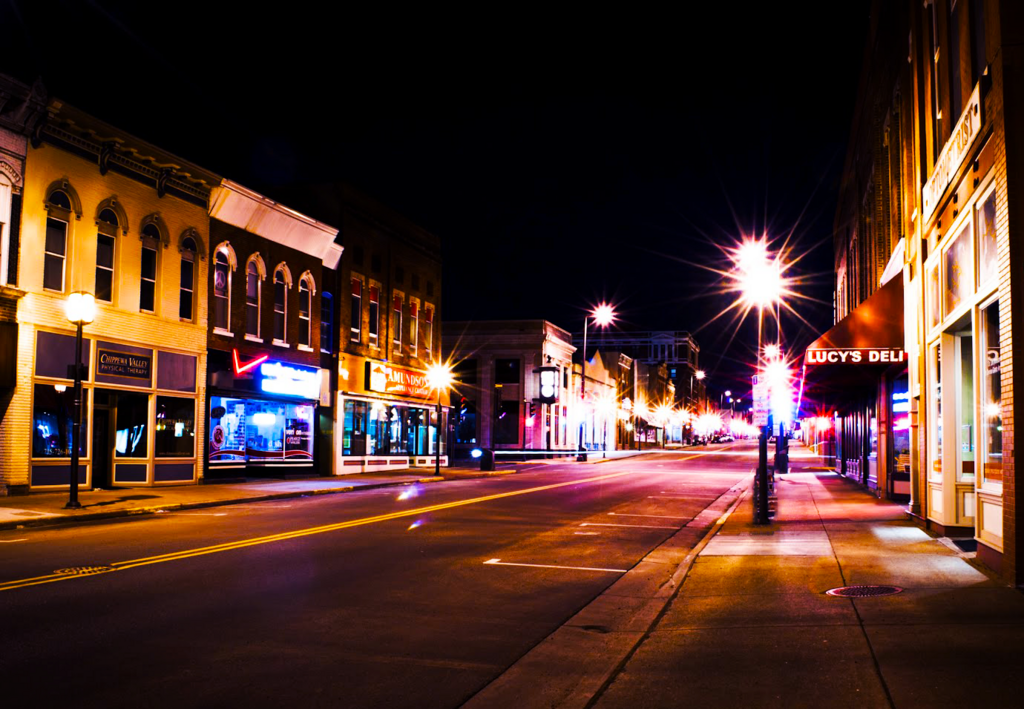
[805,275,903,353]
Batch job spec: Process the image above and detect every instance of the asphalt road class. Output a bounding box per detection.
[0,444,756,708]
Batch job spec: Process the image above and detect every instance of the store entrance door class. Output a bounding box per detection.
[91,392,115,489]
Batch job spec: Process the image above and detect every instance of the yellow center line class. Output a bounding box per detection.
[0,449,725,593]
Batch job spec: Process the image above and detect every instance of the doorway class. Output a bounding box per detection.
[92,390,114,489]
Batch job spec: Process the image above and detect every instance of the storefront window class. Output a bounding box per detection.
[455,399,477,444]
[32,384,87,457]
[927,264,940,328]
[957,333,975,482]
[891,375,911,484]
[155,396,195,457]
[494,401,519,444]
[341,400,435,456]
[944,222,972,316]
[977,191,998,287]
[981,300,1002,485]
[343,399,368,455]
[929,344,942,480]
[115,392,149,458]
[208,396,314,463]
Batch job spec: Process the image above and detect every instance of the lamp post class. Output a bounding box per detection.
[733,238,786,524]
[65,292,96,509]
[427,362,453,477]
[578,303,615,461]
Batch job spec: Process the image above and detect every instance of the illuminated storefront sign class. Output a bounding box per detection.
[365,362,431,398]
[805,348,907,365]
[922,84,982,223]
[257,361,321,399]
[97,349,151,379]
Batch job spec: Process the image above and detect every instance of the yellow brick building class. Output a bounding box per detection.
[0,99,216,492]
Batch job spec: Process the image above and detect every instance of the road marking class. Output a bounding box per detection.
[483,558,627,574]
[648,495,690,499]
[609,512,689,520]
[574,532,601,536]
[580,522,678,530]
[0,447,730,593]
[0,539,28,543]
[163,513,228,517]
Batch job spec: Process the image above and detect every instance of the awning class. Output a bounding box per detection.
[799,276,905,412]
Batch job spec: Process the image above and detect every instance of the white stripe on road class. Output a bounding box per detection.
[574,532,601,536]
[609,512,689,519]
[483,558,627,573]
[580,522,678,530]
[0,539,28,543]
[163,513,228,517]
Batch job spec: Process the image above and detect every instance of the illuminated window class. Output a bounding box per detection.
[44,190,71,292]
[368,285,379,346]
[350,277,362,343]
[140,224,159,313]
[408,300,418,356]
[274,266,288,342]
[95,208,118,303]
[179,237,197,321]
[299,275,313,348]
[423,304,433,356]
[246,260,261,337]
[213,251,231,331]
[393,293,403,348]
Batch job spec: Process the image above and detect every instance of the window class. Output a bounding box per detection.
[368,286,379,346]
[495,358,520,385]
[320,292,333,354]
[927,263,940,328]
[392,294,403,348]
[44,191,71,291]
[455,398,477,444]
[981,299,1002,485]
[423,305,433,356]
[246,260,261,337]
[32,384,87,457]
[95,208,118,303]
[213,251,231,331]
[977,189,997,287]
[944,221,972,316]
[0,172,19,287]
[299,277,312,348]
[180,237,196,321]
[115,392,149,458]
[408,300,418,356]
[155,396,195,457]
[140,224,159,313]
[274,267,287,342]
[350,278,362,342]
[494,401,519,444]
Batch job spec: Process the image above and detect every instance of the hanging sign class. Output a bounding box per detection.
[922,84,982,223]
[805,348,907,365]
[365,362,431,398]
[257,360,321,399]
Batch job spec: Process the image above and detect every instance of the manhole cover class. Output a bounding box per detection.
[54,565,115,576]
[826,585,903,598]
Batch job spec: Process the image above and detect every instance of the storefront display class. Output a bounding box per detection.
[209,396,314,464]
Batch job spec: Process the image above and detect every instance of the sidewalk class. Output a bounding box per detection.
[0,464,516,531]
[591,465,1024,709]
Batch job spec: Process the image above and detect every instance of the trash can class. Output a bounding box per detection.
[480,449,495,471]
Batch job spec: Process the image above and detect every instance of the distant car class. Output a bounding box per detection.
[718,434,735,443]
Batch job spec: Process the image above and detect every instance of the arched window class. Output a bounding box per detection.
[273,266,288,343]
[44,190,71,291]
[180,237,197,321]
[298,273,315,348]
[95,208,118,303]
[246,259,261,338]
[140,223,159,313]
[213,250,231,331]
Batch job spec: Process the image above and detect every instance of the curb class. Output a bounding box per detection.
[0,468,520,533]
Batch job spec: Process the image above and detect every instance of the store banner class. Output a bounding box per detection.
[365,361,431,398]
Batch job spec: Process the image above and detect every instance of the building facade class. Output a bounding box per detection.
[203,180,341,479]
[1,95,216,491]
[807,0,1023,583]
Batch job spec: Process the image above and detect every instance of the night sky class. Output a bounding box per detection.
[2,1,871,401]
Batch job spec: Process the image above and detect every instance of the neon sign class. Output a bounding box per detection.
[258,361,321,399]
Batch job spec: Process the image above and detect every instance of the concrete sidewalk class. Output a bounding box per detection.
[590,467,1024,709]
[0,465,517,531]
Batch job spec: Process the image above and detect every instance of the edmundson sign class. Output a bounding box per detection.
[805,348,907,365]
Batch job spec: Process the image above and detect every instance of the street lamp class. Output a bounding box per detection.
[426,362,453,477]
[690,369,705,408]
[578,303,616,461]
[65,291,96,509]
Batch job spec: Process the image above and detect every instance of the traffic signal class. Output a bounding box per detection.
[536,366,559,404]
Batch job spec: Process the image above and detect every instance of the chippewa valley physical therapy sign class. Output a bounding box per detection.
[805,348,907,365]
[97,349,151,378]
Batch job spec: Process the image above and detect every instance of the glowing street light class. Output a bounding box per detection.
[578,303,616,461]
[426,362,454,477]
[64,291,96,509]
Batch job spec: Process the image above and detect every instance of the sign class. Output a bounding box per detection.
[257,360,321,399]
[922,84,982,223]
[365,362,431,399]
[805,348,907,365]
[97,349,151,379]
[752,381,770,426]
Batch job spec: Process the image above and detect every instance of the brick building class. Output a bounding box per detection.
[804,0,1024,583]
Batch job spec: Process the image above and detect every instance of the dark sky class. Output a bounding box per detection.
[2,1,871,401]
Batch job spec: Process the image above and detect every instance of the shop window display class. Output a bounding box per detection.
[982,300,1002,485]
[209,396,314,463]
[944,222,972,316]
[32,384,87,457]
[156,396,196,458]
[977,191,998,286]
[115,392,149,458]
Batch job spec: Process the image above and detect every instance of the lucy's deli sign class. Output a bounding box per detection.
[805,348,907,366]
[97,349,151,379]
[365,362,431,398]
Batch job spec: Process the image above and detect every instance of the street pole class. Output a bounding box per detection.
[67,320,83,509]
[434,387,442,477]
[577,316,588,462]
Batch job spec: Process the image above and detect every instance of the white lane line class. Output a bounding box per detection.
[648,495,690,499]
[574,532,601,536]
[0,539,28,543]
[164,512,228,517]
[483,558,627,573]
[580,522,678,530]
[609,512,689,520]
